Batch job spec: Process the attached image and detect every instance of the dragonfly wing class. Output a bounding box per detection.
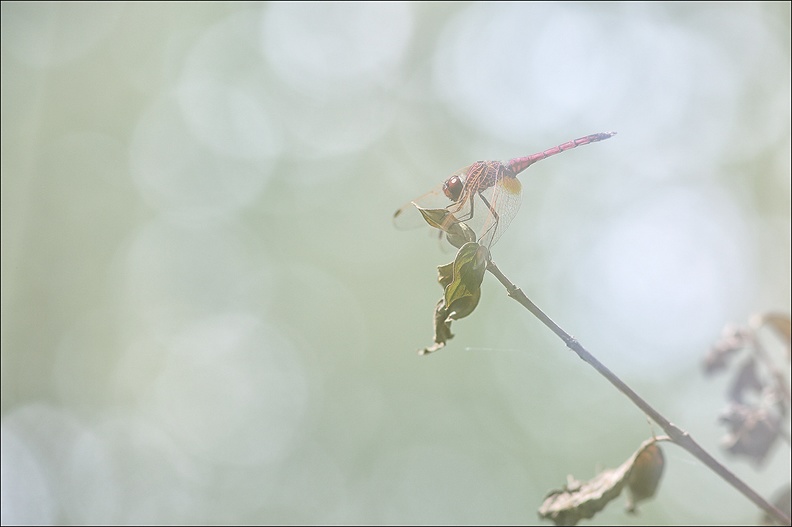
[393,182,446,230]
[393,200,430,231]
[393,166,471,232]
[476,174,522,248]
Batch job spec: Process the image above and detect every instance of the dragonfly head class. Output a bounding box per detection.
[442,174,464,202]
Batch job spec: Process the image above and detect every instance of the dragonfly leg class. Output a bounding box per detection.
[451,192,475,222]
[477,191,500,244]
[478,192,500,222]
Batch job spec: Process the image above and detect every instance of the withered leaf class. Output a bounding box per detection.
[703,325,749,375]
[727,358,763,404]
[719,402,782,467]
[442,242,488,319]
[421,298,453,355]
[625,442,665,513]
[538,438,665,526]
[706,313,790,467]
[417,207,477,249]
[419,243,489,355]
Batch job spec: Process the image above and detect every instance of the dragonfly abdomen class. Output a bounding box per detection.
[507,131,616,175]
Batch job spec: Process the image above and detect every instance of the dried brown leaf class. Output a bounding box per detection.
[417,207,477,249]
[538,438,665,525]
[625,442,665,513]
[704,325,749,375]
[720,402,782,467]
[727,358,764,404]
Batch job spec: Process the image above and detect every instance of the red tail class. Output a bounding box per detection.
[507,131,616,175]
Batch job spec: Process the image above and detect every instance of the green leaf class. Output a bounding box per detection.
[443,242,488,319]
[419,242,489,355]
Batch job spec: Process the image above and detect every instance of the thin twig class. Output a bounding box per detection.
[486,259,791,526]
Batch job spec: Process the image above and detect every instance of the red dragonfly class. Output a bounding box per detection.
[394,132,616,249]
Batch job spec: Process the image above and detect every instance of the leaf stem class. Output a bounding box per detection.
[485,259,791,525]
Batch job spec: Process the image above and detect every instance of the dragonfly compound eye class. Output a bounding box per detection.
[442,175,464,202]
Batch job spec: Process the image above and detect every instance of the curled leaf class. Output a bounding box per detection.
[538,438,665,525]
[539,469,628,526]
[719,402,783,467]
[703,325,749,375]
[442,242,488,318]
[705,314,790,466]
[419,243,489,355]
[625,442,665,513]
[417,207,477,249]
[417,207,454,231]
[420,298,453,355]
[727,358,763,404]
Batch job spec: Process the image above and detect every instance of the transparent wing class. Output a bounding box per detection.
[474,173,522,249]
[392,165,471,233]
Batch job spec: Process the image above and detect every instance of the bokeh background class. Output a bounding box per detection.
[2,2,790,525]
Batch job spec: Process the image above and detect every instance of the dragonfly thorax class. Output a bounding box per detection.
[442,175,464,202]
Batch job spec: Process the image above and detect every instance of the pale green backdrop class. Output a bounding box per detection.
[2,2,790,525]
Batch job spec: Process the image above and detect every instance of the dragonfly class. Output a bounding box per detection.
[394,132,616,250]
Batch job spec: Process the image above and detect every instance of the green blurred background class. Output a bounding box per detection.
[1,2,790,524]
